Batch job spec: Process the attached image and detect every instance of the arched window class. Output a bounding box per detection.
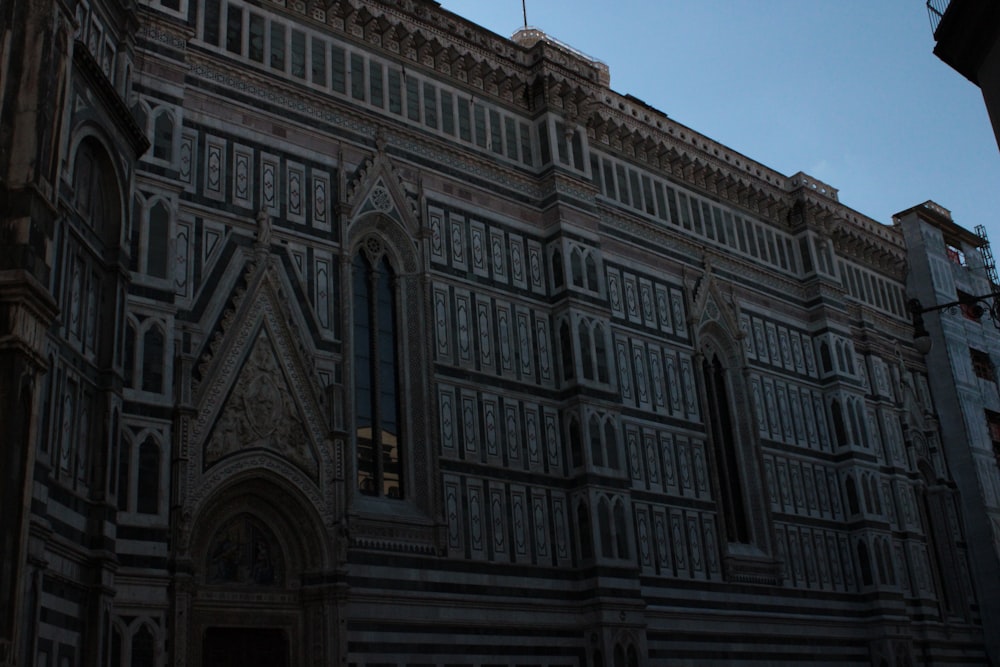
[852,401,868,448]
[137,436,160,514]
[551,248,564,288]
[559,321,574,381]
[132,102,149,139]
[141,326,165,393]
[604,420,619,470]
[579,321,593,381]
[73,138,121,245]
[875,541,887,584]
[117,436,131,511]
[703,354,749,543]
[108,409,120,498]
[857,541,873,587]
[354,250,403,499]
[627,645,639,667]
[585,254,599,292]
[862,475,873,514]
[110,624,123,667]
[577,503,593,560]
[570,248,584,287]
[152,110,174,161]
[820,341,832,375]
[848,402,862,445]
[76,401,89,485]
[568,417,583,469]
[614,499,629,559]
[831,400,847,447]
[845,475,860,516]
[589,414,603,467]
[594,324,609,383]
[870,477,882,514]
[598,498,613,558]
[131,624,155,667]
[59,391,75,475]
[614,644,626,667]
[124,321,137,388]
[146,201,170,279]
[882,540,896,585]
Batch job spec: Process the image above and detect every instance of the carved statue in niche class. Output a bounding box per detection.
[206,514,283,586]
[205,330,316,472]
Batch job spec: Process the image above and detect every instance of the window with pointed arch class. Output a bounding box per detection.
[116,431,163,516]
[353,239,404,498]
[122,315,167,395]
[108,620,159,667]
[73,139,117,238]
[703,352,751,544]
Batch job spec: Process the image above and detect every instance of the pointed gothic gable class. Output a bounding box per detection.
[356,176,405,225]
[346,132,420,232]
[187,257,334,492]
[204,327,316,473]
[691,263,742,342]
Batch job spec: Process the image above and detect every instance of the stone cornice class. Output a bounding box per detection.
[587,105,792,229]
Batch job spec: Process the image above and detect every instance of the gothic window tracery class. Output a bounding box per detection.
[353,242,403,498]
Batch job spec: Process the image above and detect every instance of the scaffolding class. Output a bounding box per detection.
[976,224,999,288]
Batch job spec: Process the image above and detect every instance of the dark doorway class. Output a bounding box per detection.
[203,627,289,667]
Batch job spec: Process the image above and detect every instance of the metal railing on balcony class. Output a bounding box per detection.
[927,0,952,34]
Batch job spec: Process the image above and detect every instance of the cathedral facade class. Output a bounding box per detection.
[0,1,995,665]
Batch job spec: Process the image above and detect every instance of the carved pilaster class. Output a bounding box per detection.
[0,272,58,667]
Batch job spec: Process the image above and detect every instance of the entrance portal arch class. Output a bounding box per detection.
[175,474,340,666]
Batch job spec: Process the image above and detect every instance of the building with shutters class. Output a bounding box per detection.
[1,0,997,665]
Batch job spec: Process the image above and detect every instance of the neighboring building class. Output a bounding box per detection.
[929,0,1000,150]
[898,201,1000,664]
[0,1,996,665]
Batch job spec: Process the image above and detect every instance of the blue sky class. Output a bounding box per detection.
[443,1,1000,246]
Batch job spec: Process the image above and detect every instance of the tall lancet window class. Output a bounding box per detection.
[704,354,750,544]
[354,241,403,498]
